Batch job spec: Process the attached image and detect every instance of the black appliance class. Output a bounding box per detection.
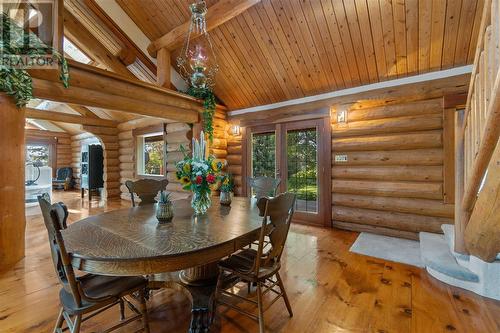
[81,144,104,201]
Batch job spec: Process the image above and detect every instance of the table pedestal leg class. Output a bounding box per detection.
[180,262,219,333]
[152,263,220,332]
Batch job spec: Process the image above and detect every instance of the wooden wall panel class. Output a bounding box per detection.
[331,98,453,239]
[117,0,482,110]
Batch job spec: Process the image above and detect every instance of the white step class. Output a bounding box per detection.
[419,232,479,282]
[441,224,500,261]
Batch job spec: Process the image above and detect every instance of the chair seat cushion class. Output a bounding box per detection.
[79,274,146,299]
[60,274,146,314]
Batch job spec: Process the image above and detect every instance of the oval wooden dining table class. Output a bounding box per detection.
[62,197,264,333]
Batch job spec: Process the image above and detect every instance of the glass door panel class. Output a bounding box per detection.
[246,118,330,226]
[251,132,276,178]
[286,128,318,213]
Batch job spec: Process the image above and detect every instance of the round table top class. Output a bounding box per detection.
[62,197,264,275]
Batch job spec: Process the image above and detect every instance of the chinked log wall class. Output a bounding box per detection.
[331,98,454,240]
[117,114,229,201]
[71,128,120,198]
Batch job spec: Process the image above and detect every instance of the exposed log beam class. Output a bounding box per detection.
[63,8,134,79]
[83,0,157,74]
[67,104,99,118]
[25,108,117,127]
[24,129,69,138]
[29,60,201,123]
[147,0,261,56]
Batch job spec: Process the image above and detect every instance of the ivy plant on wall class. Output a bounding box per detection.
[0,12,69,108]
[186,86,216,141]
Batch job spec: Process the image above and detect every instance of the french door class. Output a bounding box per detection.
[246,118,331,226]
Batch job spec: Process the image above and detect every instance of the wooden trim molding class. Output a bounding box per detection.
[229,66,472,117]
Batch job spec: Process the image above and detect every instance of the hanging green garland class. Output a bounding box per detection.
[0,12,69,108]
[186,86,216,141]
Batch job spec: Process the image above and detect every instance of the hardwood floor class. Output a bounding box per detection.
[0,190,498,333]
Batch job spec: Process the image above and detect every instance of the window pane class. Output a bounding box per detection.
[252,132,276,178]
[143,137,164,175]
[26,144,50,166]
[286,128,318,213]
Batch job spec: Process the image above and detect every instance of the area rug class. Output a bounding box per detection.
[350,232,424,268]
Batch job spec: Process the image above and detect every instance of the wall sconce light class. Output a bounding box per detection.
[337,109,348,124]
[230,125,241,136]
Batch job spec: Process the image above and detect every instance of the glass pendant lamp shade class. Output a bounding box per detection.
[177,1,219,89]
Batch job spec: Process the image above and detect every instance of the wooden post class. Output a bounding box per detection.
[0,94,26,270]
[157,48,172,89]
[464,139,500,261]
[443,108,456,203]
[454,109,468,254]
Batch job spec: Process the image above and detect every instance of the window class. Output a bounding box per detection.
[286,128,318,213]
[26,144,50,166]
[251,132,276,178]
[136,133,164,176]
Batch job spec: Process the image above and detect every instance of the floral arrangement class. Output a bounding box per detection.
[219,173,234,193]
[175,132,224,214]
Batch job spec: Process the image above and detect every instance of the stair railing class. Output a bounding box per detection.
[455,0,500,255]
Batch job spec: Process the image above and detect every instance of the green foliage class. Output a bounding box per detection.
[0,12,69,107]
[158,191,172,204]
[144,140,164,175]
[186,86,216,141]
[219,173,234,193]
[252,132,276,177]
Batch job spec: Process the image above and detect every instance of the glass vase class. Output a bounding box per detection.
[191,190,212,215]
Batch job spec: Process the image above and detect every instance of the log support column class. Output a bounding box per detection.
[157,48,172,89]
[0,94,26,270]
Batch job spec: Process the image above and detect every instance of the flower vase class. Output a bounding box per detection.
[191,190,212,215]
[220,191,232,206]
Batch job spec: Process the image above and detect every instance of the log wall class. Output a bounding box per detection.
[165,123,192,200]
[226,132,244,196]
[71,128,120,199]
[331,98,454,239]
[117,118,193,203]
[25,129,73,172]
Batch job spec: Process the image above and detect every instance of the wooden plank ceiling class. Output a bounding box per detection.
[117,0,484,110]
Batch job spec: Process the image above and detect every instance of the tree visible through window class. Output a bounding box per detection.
[26,144,50,166]
[252,132,276,178]
[137,134,164,176]
[286,128,318,213]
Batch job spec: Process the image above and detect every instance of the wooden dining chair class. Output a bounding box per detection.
[248,176,281,199]
[38,195,150,333]
[214,192,296,333]
[125,179,168,207]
